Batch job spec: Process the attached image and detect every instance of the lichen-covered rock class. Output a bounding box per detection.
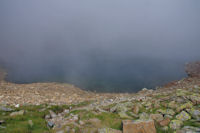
[169,120,183,130]
[123,119,156,133]
[176,111,191,121]
[176,102,193,112]
[157,109,175,116]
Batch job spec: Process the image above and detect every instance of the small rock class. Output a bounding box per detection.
[118,112,132,119]
[150,114,163,122]
[98,128,122,133]
[159,117,170,126]
[132,104,140,114]
[10,110,24,116]
[28,120,33,127]
[56,130,64,133]
[49,110,57,118]
[190,109,200,120]
[139,112,149,120]
[47,121,54,128]
[176,111,191,121]
[123,119,156,133]
[15,104,20,108]
[45,114,51,119]
[0,120,5,124]
[169,120,183,130]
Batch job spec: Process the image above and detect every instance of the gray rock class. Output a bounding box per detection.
[0,120,5,124]
[0,106,13,112]
[47,121,54,128]
[49,110,57,118]
[10,110,24,116]
[169,120,183,130]
[139,112,149,120]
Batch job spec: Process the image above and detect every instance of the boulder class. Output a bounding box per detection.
[189,109,200,120]
[123,119,156,133]
[185,61,200,77]
[176,111,191,121]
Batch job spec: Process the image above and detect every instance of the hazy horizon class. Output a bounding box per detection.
[0,0,200,92]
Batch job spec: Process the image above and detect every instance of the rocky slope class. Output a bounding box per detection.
[0,62,200,133]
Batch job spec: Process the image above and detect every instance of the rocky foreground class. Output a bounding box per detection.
[0,62,200,133]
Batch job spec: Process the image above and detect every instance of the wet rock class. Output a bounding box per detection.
[149,114,163,122]
[159,117,170,126]
[123,119,156,133]
[169,120,183,130]
[176,111,191,121]
[98,128,122,133]
[47,121,54,128]
[10,110,24,116]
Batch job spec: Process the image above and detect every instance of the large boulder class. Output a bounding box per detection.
[185,61,200,77]
[123,119,156,133]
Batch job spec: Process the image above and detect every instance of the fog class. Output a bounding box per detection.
[0,0,200,92]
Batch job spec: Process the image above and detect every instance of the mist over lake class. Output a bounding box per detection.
[0,0,200,92]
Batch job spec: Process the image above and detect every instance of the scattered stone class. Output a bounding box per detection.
[159,117,170,126]
[150,114,163,122]
[98,128,122,133]
[169,120,183,130]
[10,110,24,116]
[123,119,156,133]
[176,111,191,121]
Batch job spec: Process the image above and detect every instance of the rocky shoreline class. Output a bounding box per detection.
[0,62,200,133]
